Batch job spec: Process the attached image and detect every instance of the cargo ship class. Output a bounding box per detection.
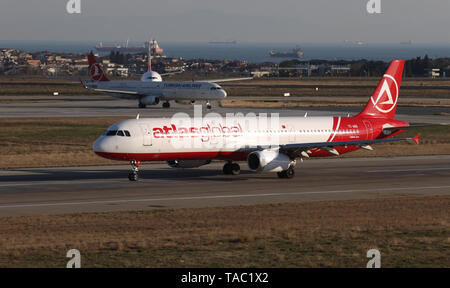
[95,39,164,54]
[269,47,304,59]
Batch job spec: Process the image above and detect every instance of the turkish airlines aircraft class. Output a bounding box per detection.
[93,60,421,181]
[84,54,250,109]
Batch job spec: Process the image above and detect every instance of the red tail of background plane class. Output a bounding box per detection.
[357,60,405,119]
[87,54,110,82]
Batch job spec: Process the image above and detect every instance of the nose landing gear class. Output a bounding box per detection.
[128,160,141,181]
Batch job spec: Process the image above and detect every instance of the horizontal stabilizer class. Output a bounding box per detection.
[412,134,421,145]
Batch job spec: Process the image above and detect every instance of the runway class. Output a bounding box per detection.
[0,155,449,217]
[0,95,449,124]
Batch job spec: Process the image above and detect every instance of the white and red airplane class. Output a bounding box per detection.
[93,60,421,181]
[84,54,230,109]
[84,48,251,109]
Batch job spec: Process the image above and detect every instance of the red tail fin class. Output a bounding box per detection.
[87,54,110,82]
[357,60,405,119]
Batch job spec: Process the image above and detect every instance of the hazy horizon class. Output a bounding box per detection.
[1,1,450,44]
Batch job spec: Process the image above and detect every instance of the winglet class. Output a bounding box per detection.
[412,133,421,144]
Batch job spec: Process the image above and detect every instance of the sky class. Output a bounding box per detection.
[0,0,449,44]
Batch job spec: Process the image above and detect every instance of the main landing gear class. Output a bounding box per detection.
[277,166,295,179]
[206,102,212,110]
[162,101,171,108]
[128,160,141,181]
[138,103,146,108]
[223,161,240,175]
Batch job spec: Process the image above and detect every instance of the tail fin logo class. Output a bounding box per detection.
[90,63,103,81]
[370,74,398,114]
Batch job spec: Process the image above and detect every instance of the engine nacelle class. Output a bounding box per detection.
[247,150,293,172]
[167,159,212,169]
[140,95,160,105]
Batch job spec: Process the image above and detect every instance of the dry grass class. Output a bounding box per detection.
[0,80,100,96]
[224,87,450,99]
[2,77,450,98]
[233,77,450,87]
[0,196,448,267]
[0,118,123,168]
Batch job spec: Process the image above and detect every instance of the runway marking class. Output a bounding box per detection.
[0,180,124,188]
[0,185,449,209]
[367,167,450,173]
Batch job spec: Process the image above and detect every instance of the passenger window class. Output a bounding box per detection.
[125,130,131,137]
[117,130,125,136]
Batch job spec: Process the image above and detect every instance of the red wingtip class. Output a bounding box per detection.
[412,133,421,144]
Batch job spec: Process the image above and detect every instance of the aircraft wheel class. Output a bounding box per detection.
[230,163,241,175]
[223,163,232,175]
[206,102,212,109]
[277,167,295,179]
[162,102,170,108]
[138,103,146,108]
[285,167,295,178]
[223,163,240,175]
[128,172,138,181]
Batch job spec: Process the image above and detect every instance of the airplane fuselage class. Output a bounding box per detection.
[86,80,227,101]
[93,116,408,162]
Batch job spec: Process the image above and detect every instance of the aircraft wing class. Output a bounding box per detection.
[160,71,184,76]
[89,88,140,95]
[278,134,421,158]
[200,77,253,83]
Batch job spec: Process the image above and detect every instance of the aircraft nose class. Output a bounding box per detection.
[221,89,227,98]
[93,136,109,153]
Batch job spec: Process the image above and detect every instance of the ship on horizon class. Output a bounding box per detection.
[95,39,164,54]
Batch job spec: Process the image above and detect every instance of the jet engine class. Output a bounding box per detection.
[167,159,212,169]
[140,95,160,105]
[247,150,293,172]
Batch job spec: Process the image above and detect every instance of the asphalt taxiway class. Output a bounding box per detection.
[0,155,449,217]
[0,95,449,124]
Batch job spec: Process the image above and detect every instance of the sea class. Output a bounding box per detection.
[1,40,449,63]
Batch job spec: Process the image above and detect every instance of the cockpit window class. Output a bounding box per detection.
[210,87,221,90]
[104,130,131,137]
[106,130,118,136]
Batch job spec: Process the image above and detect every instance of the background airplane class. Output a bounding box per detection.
[84,41,252,109]
[93,60,422,181]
